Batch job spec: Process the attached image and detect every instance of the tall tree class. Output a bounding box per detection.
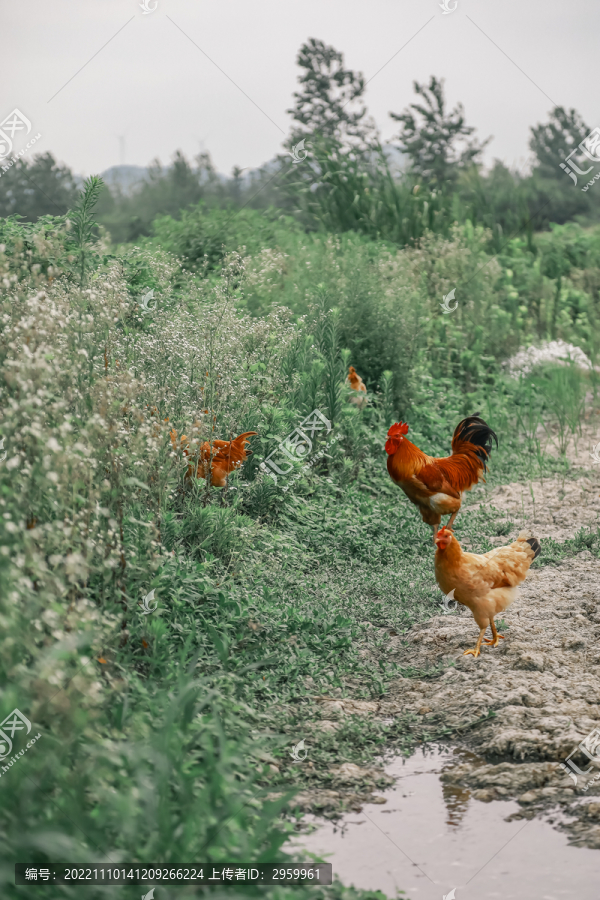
[527,106,594,224]
[0,152,79,221]
[529,106,591,178]
[390,76,489,187]
[286,38,376,150]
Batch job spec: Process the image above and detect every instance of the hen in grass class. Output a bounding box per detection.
[385,414,498,540]
[347,365,367,409]
[171,429,257,487]
[435,526,540,658]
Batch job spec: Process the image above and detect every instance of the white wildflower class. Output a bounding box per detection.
[505,340,597,377]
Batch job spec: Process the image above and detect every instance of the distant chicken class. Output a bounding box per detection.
[347,366,367,409]
[385,414,498,540]
[170,428,257,487]
[435,526,541,658]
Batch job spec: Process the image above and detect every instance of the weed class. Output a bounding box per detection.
[67,174,104,285]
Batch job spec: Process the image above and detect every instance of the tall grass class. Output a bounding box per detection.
[539,363,587,456]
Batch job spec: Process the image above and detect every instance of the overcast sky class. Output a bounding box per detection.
[2,0,599,177]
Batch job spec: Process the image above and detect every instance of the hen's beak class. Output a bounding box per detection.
[435,531,452,549]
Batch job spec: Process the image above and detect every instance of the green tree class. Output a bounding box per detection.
[454,161,534,248]
[286,38,376,150]
[530,106,591,178]
[528,106,595,225]
[0,152,79,221]
[96,150,223,243]
[390,76,489,188]
[281,38,381,228]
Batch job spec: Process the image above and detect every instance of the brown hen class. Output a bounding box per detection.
[170,428,257,487]
[435,526,541,658]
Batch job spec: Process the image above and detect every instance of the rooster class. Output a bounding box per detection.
[385,414,498,540]
[435,526,541,658]
[347,365,367,409]
[170,428,257,487]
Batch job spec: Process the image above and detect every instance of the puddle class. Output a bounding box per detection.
[291,747,599,899]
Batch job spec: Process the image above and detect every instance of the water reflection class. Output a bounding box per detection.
[291,746,600,900]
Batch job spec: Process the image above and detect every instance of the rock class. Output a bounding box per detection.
[518,791,540,804]
[442,761,556,794]
[512,651,545,671]
[291,790,341,810]
[329,763,392,786]
[332,763,366,781]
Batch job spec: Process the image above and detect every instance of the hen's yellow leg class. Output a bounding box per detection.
[463,627,486,658]
[483,618,505,647]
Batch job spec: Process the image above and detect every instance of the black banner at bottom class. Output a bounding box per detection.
[16,863,332,885]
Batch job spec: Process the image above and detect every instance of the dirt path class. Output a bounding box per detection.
[300,418,600,848]
[376,418,600,849]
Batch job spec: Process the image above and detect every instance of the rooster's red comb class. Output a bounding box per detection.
[387,422,409,438]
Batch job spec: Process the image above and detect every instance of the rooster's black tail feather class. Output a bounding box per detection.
[452,413,499,471]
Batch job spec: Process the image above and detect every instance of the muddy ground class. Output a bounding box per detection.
[298,417,600,849]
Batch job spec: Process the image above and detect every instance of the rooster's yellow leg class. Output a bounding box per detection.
[483,618,505,647]
[446,512,458,529]
[463,627,486,658]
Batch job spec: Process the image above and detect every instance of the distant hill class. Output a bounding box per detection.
[97,145,406,196]
[101,165,151,194]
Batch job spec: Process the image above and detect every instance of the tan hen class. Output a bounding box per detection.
[435,526,541,658]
